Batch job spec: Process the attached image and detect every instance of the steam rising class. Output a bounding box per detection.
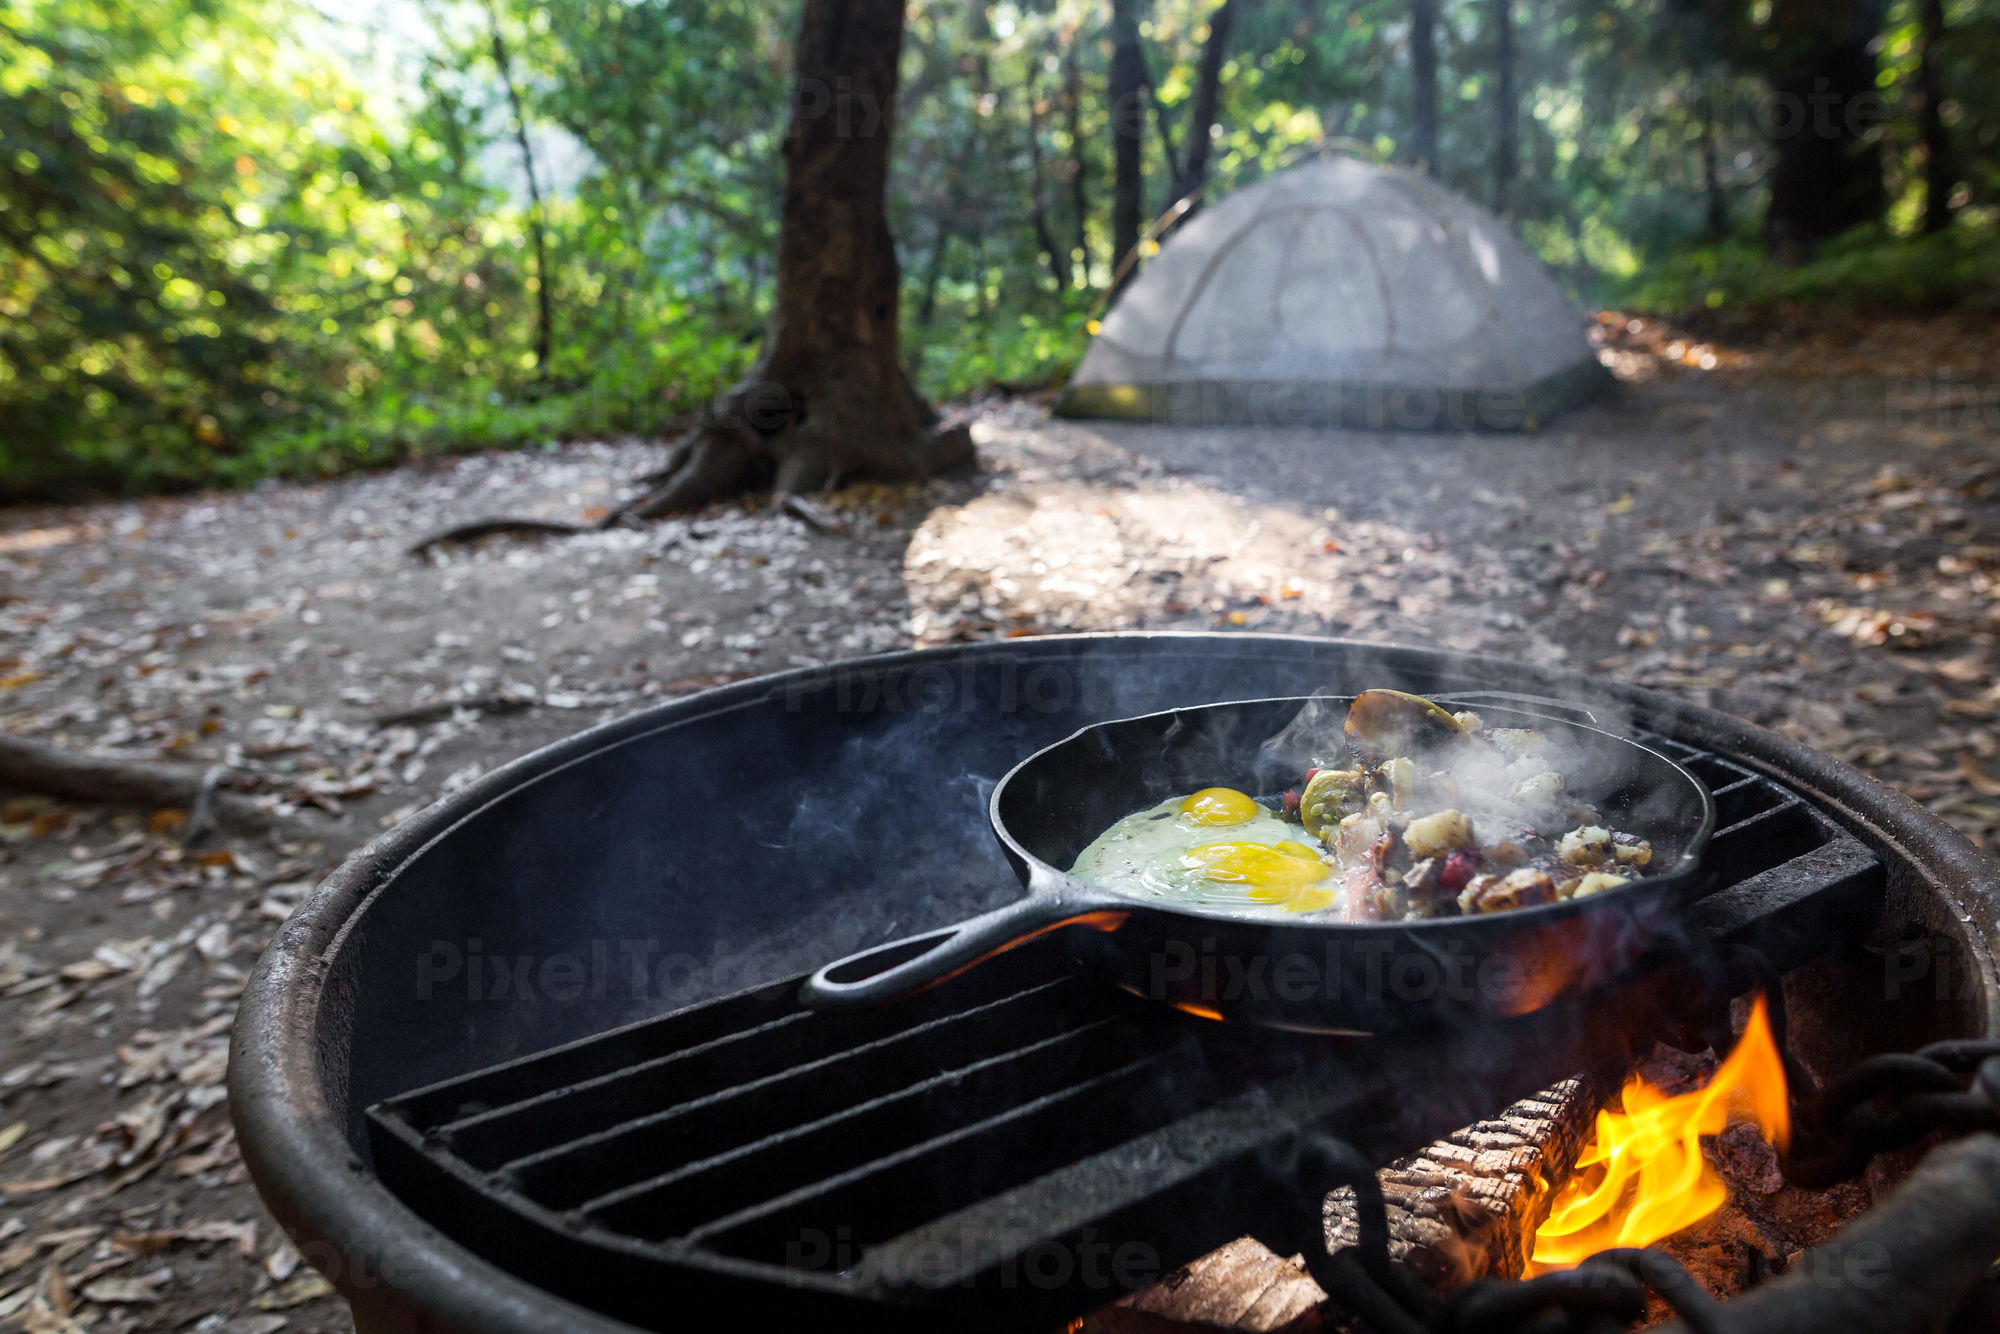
[1251,688,1707,923]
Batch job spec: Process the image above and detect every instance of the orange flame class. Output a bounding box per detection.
[1529,995,1790,1271]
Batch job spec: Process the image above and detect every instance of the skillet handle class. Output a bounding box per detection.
[800,894,1123,1009]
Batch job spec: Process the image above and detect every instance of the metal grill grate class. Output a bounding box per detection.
[366,716,1885,1332]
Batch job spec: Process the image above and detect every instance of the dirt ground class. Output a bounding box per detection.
[3,315,1999,1332]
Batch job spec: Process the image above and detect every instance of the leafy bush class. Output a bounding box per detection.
[1602,219,2000,316]
[0,0,763,499]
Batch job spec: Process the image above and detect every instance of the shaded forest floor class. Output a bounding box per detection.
[4,313,2000,1331]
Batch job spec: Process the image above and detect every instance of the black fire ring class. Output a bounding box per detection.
[227,633,2000,1334]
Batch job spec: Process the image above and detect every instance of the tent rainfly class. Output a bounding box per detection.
[1056,157,1611,431]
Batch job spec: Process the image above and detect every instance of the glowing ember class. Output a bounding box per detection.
[1529,995,1790,1270]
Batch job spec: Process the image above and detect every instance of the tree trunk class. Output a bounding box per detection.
[918,222,951,327]
[1762,0,1888,250]
[1024,85,1074,290]
[961,1,994,307]
[1109,0,1146,286]
[488,7,553,375]
[1139,50,1185,212]
[623,0,971,517]
[1063,38,1092,284]
[1918,0,1954,234]
[1410,0,1439,175]
[1699,79,1727,239]
[1491,0,1515,212]
[1169,0,1236,225]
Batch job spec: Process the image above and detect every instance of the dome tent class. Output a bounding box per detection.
[1056,156,1610,431]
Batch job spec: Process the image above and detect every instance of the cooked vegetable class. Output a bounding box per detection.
[1344,689,1468,764]
[1299,767,1366,838]
[1283,689,1662,921]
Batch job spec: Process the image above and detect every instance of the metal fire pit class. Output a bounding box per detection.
[227,634,2000,1334]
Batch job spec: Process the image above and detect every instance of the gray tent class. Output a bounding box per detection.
[1057,157,1610,430]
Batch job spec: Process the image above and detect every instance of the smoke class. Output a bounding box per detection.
[1258,688,1692,833]
[335,636,1714,1144]
[1256,693,1351,775]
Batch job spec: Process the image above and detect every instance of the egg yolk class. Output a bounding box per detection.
[1179,787,1260,826]
[1180,841,1335,912]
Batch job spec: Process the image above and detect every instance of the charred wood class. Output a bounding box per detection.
[1323,1071,1610,1289]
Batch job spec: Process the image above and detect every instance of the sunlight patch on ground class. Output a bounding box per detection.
[900,460,1558,661]
[0,525,82,554]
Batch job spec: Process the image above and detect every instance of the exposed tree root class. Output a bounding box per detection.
[406,515,614,555]
[408,380,975,548]
[373,693,539,728]
[0,735,282,833]
[608,406,975,525]
[778,495,846,534]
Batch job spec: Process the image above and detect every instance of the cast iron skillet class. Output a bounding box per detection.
[802,696,1717,1032]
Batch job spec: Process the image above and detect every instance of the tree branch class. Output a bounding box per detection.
[0,735,280,832]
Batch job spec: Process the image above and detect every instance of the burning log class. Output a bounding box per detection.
[1322,1072,1612,1290]
[1081,1236,1325,1334]
[1082,1072,1610,1333]
[1530,996,1790,1270]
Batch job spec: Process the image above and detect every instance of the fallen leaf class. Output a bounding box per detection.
[0,1171,93,1198]
[1959,754,2000,798]
[172,1128,239,1177]
[229,1317,289,1334]
[0,1227,100,1275]
[136,950,187,1000]
[263,1240,300,1283]
[80,1269,170,1305]
[255,1272,333,1310]
[43,1257,72,1318]
[113,1221,254,1259]
[55,960,115,984]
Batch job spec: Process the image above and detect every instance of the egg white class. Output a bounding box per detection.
[1069,793,1329,909]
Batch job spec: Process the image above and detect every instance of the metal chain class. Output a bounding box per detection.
[1287,993,2000,1332]
[1433,1249,1724,1334]
[1785,1038,2000,1188]
[1274,1129,1724,1334]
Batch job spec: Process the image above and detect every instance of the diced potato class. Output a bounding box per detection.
[1451,710,1484,732]
[1455,874,1497,915]
[1381,756,1418,808]
[1404,808,1472,859]
[1510,771,1563,808]
[1571,871,1630,898]
[1461,867,1558,913]
[1612,835,1652,867]
[1558,825,1612,866]
[1334,813,1384,862]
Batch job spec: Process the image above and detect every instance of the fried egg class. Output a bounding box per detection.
[1069,787,1336,913]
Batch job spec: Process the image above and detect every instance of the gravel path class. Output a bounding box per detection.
[2,333,1997,1331]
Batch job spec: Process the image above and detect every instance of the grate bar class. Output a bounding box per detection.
[675,1047,1196,1259]
[502,972,1121,1204]
[573,1011,1176,1230]
[364,718,1889,1332]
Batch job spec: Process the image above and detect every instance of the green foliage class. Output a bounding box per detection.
[0,0,756,499]
[1603,216,2000,314]
[7,0,2000,500]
